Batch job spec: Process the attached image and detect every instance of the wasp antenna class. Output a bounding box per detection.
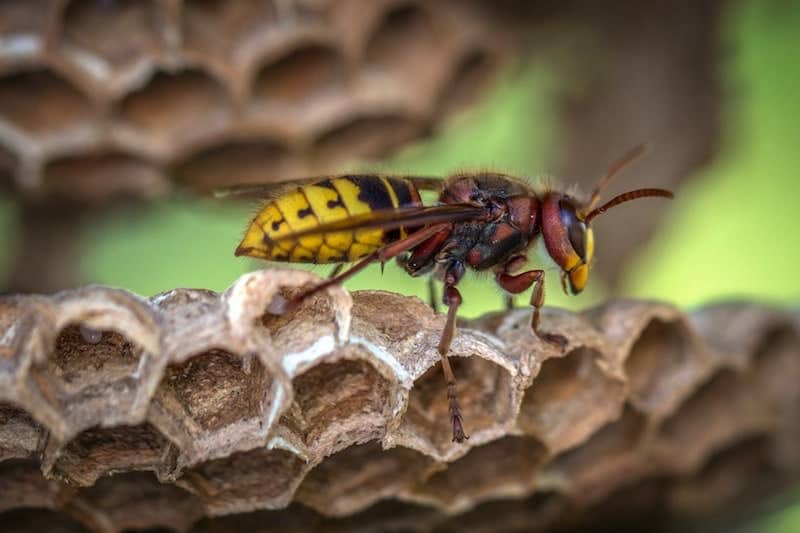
[585,144,649,212]
[584,187,673,224]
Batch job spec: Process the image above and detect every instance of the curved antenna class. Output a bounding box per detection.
[584,188,673,224]
[585,144,649,212]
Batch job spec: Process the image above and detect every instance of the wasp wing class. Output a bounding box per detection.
[215,175,445,200]
[267,203,485,243]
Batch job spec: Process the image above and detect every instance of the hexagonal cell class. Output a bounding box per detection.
[669,435,774,516]
[0,459,71,512]
[47,423,172,486]
[172,138,292,191]
[656,368,771,473]
[436,48,496,120]
[60,0,166,82]
[163,349,272,433]
[0,1,61,59]
[410,436,548,513]
[182,0,277,67]
[26,319,158,440]
[289,346,400,452]
[72,472,204,532]
[439,490,566,533]
[0,403,43,461]
[0,508,87,533]
[313,114,424,164]
[365,3,440,74]
[180,447,307,514]
[251,44,346,107]
[517,347,625,454]
[350,290,436,345]
[545,406,649,504]
[0,69,94,138]
[624,318,702,418]
[43,151,165,202]
[115,68,234,151]
[749,324,800,408]
[295,441,435,516]
[399,354,515,456]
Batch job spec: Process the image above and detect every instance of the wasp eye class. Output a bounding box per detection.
[560,202,588,261]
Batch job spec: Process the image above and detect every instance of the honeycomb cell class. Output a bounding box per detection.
[115,69,234,154]
[399,354,515,457]
[545,406,649,504]
[436,48,496,120]
[410,436,548,513]
[439,490,566,533]
[182,0,277,68]
[72,472,204,533]
[295,441,435,516]
[0,403,43,461]
[0,1,61,60]
[47,423,172,486]
[669,435,774,515]
[180,447,307,514]
[163,350,271,433]
[656,368,771,473]
[172,138,293,191]
[518,347,625,454]
[313,114,424,164]
[24,286,163,442]
[365,3,439,74]
[60,0,166,83]
[624,318,702,418]
[43,151,165,202]
[289,347,399,452]
[0,69,94,138]
[252,44,346,107]
[0,459,70,512]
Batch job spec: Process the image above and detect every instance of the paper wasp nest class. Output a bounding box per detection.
[1,269,798,532]
[0,0,507,201]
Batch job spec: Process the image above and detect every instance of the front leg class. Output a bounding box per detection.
[496,268,567,348]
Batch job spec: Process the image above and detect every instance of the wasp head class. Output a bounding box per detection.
[541,196,594,295]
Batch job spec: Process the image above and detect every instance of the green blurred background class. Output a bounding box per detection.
[5,0,798,317]
[0,0,798,530]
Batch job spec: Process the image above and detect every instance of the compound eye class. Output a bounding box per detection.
[560,201,588,261]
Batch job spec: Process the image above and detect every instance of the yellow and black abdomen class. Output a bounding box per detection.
[235,175,422,263]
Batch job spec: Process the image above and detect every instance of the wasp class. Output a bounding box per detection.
[224,145,673,443]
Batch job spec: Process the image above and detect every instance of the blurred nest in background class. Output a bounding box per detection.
[0,0,726,292]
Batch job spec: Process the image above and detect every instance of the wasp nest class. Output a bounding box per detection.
[0,269,798,532]
[0,0,507,202]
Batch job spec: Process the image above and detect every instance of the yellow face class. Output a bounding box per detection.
[567,227,594,294]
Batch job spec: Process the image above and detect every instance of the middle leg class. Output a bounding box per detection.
[496,268,567,348]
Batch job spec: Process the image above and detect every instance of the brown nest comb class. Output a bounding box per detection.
[1,269,798,532]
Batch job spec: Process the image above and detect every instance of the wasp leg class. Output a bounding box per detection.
[504,294,515,311]
[496,269,567,348]
[328,264,344,279]
[439,263,469,443]
[278,223,454,313]
[428,277,440,314]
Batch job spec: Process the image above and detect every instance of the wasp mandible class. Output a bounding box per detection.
[224,145,673,443]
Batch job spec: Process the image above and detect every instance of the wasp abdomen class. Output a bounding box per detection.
[236,176,421,263]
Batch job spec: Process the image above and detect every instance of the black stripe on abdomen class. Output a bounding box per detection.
[348,175,395,211]
[388,177,416,207]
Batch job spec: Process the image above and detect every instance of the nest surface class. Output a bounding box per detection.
[0,269,798,532]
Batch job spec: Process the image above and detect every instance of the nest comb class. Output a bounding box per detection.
[0,0,507,202]
[1,269,798,531]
